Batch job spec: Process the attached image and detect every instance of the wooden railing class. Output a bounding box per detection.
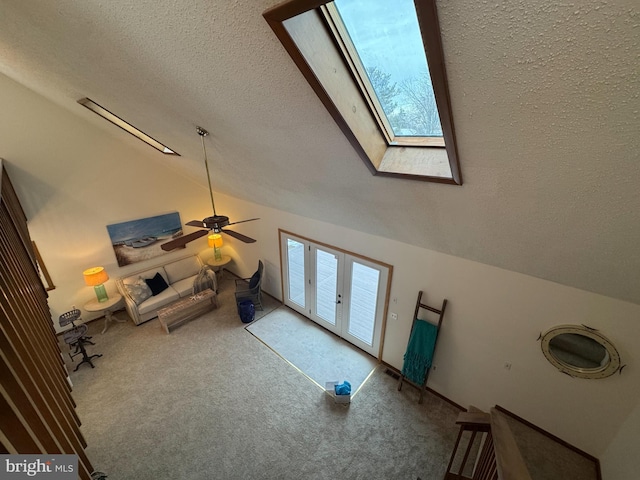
[445,407,533,480]
[0,161,95,478]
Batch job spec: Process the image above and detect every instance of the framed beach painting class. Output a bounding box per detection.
[107,212,184,267]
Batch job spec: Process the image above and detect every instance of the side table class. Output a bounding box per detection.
[84,293,126,334]
[207,255,232,281]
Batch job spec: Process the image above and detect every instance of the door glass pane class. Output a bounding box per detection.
[287,239,305,307]
[348,262,380,346]
[315,249,338,325]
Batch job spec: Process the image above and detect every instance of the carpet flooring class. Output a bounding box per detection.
[63,274,599,480]
[64,275,462,479]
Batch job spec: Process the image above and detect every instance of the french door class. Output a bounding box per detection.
[280,232,389,357]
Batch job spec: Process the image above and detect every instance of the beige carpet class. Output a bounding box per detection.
[500,409,600,480]
[64,275,462,479]
[63,274,599,479]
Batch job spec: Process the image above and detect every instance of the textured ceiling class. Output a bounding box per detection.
[0,0,638,304]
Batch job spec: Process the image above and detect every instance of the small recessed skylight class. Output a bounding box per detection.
[77,98,179,155]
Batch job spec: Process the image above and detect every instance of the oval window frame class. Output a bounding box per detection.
[540,325,621,379]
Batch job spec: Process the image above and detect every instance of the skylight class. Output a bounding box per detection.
[329,0,443,144]
[264,0,461,184]
[78,98,179,155]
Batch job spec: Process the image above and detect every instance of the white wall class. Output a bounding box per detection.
[601,399,640,480]
[0,73,212,328]
[217,192,640,466]
[2,72,638,474]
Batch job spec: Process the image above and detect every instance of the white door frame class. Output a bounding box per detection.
[279,229,393,358]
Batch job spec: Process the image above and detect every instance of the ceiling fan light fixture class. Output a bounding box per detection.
[77,97,179,156]
[159,126,259,251]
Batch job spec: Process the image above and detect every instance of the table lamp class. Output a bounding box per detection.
[208,233,223,260]
[83,266,109,302]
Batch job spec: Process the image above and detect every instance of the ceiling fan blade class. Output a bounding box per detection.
[227,218,260,226]
[161,229,208,251]
[221,229,256,243]
[186,220,207,228]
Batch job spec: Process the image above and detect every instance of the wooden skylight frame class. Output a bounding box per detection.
[263,0,462,185]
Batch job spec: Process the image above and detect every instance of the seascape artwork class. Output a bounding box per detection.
[107,212,184,267]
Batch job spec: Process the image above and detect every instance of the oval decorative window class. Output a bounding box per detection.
[540,325,623,379]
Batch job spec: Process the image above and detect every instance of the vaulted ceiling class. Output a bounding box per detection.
[0,0,638,304]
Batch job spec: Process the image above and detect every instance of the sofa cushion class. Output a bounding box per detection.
[164,256,201,284]
[172,275,199,297]
[137,286,180,315]
[145,272,169,296]
[124,277,153,305]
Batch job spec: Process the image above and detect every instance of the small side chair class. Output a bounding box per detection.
[59,308,102,371]
[235,260,264,312]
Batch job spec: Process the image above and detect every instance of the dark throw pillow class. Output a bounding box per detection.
[145,272,169,296]
[248,271,261,289]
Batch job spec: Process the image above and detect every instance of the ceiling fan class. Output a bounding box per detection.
[161,127,259,251]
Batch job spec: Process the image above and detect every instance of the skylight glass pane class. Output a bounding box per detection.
[333,0,442,138]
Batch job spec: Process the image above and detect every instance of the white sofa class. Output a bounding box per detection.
[115,254,215,325]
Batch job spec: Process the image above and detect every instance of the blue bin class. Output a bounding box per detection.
[238,300,255,323]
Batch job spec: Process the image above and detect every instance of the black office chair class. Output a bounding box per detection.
[235,260,264,312]
[59,308,102,371]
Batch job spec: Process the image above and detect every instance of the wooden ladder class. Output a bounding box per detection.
[397,290,448,403]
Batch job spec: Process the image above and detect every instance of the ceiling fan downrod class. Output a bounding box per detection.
[196,126,217,217]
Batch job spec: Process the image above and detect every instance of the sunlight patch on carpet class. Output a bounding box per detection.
[246,307,378,397]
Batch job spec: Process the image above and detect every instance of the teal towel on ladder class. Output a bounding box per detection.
[401,320,438,385]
